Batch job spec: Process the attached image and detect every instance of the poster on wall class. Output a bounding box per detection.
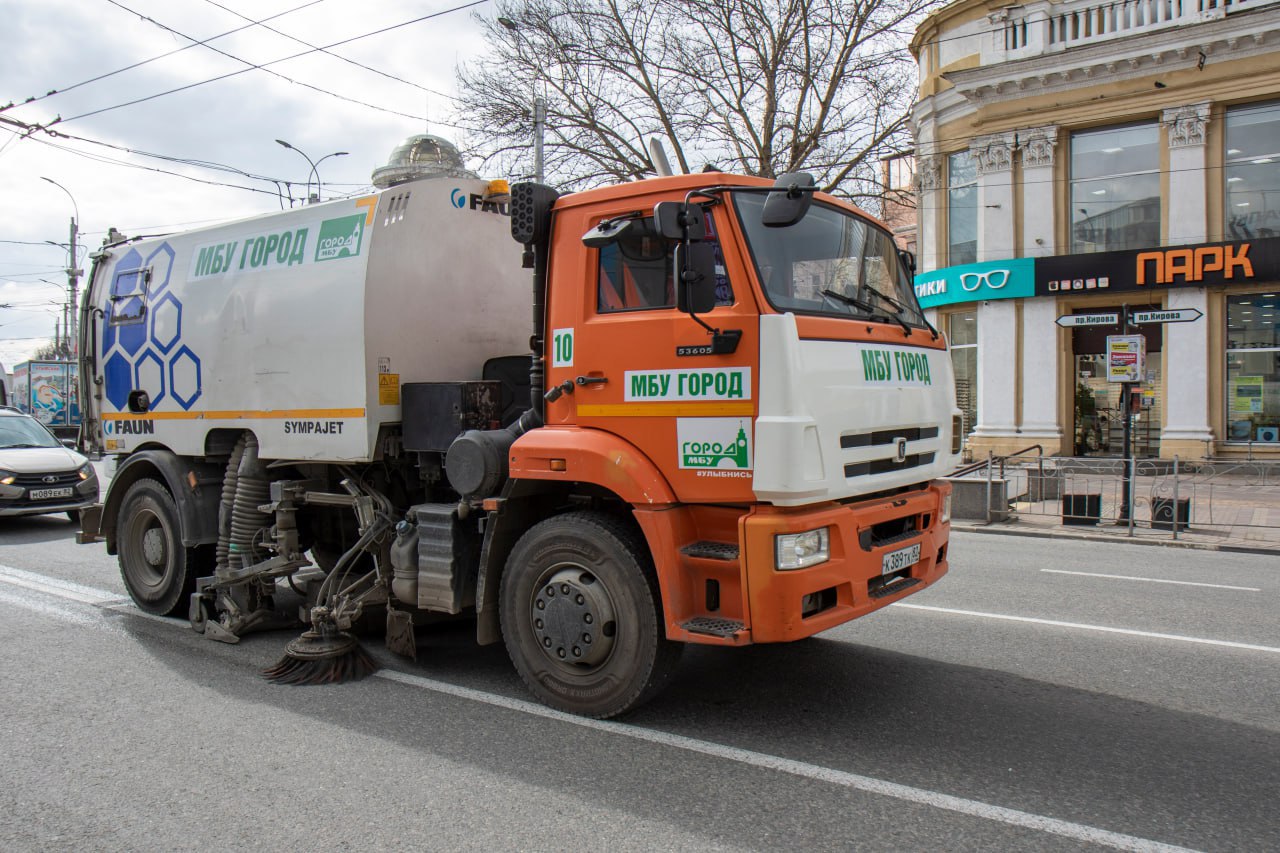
[1232,376,1264,414]
[28,362,70,426]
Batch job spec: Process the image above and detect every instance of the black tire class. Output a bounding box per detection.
[117,478,203,617]
[500,511,682,718]
[66,510,80,524]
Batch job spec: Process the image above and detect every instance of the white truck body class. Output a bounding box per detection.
[84,178,530,461]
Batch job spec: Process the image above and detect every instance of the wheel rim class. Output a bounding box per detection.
[124,508,170,592]
[529,563,618,672]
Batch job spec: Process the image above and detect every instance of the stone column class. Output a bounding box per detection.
[915,154,943,273]
[973,132,1016,262]
[1019,125,1058,257]
[968,298,1021,456]
[1019,297,1063,453]
[1160,288,1215,458]
[1163,102,1210,246]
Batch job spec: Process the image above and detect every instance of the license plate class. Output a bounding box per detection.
[29,487,74,501]
[882,543,920,575]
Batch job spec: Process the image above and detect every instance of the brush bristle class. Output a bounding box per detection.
[262,644,379,685]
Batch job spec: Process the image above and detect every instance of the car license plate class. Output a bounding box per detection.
[882,543,920,575]
[29,487,74,501]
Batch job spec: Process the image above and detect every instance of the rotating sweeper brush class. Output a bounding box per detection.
[263,611,379,686]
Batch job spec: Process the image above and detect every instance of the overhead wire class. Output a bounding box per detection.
[1,0,327,113]
[50,0,489,125]
[100,0,432,124]
[198,0,462,105]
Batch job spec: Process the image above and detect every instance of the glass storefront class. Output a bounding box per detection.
[1225,102,1280,240]
[948,152,977,266]
[1070,124,1161,254]
[1226,293,1280,443]
[1070,318,1163,457]
[949,310,977,440]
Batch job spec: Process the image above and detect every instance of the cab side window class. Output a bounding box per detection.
[596,213,733,313]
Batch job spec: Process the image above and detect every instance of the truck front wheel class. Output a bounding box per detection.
[500,511,682,718]
[118,478,206,617]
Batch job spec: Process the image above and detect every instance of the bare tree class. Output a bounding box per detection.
[454,0,939,201]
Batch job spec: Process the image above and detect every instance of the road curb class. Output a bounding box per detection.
[950,521,1280,556]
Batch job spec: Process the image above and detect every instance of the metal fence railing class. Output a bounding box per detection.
[957,455,1280,543]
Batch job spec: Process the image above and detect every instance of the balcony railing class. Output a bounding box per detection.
[995,0,1277,58]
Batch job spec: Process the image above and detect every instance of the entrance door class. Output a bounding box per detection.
[1070,318,1163,458]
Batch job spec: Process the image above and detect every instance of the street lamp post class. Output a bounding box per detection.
[40,177,82,358]
[275,139,349,204]
[498,17,547,184]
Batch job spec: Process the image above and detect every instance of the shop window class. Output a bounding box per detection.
[949,310,977,439]
[1070,124,1160,254]
[947,152,977,266]
[1225,102,1280,240]
[1226,294,1280,443]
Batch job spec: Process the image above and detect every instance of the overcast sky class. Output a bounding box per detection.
[0,0,501,368]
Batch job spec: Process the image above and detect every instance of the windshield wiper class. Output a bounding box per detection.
[3,443,48,449]
[863,286,940,340]
[826,288,912,337]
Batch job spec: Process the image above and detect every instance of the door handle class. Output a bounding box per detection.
[575,375,608,386]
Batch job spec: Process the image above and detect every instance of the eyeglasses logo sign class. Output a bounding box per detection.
[959,269,1010,291]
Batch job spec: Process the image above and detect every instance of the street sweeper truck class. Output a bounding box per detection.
[77,167,961,718]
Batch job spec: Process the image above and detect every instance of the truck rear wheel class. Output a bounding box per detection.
[118,478,205,617]
[500,511,682,718]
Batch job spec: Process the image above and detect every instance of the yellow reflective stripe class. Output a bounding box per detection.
[576,403,755,417]
[102,409,365,421]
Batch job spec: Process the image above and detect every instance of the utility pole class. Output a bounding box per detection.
[41,177,81,358]
[534,96,546,184]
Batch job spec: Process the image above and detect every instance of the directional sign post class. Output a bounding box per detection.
[1130,308,1204,325]
[1055,312,1119,328]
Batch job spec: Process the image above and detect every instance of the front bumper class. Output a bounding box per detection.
[0,478,100,518]
[741,481,951,642]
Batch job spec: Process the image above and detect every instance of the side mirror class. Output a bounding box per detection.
[581,217,638,249]
[675,242,717,315]
[653,201,707,240]
[898,249,917,274]
[762,172,816,227]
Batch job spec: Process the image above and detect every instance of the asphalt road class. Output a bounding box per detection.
[1,514,1276,852]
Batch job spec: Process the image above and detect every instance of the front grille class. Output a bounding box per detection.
[840,426,939,449]
[845,452,936,478]
[12,471,80,487]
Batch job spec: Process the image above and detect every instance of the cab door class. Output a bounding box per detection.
[544,206,760,503]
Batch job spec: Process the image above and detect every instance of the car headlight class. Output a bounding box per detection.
[77,463,95,481]
[941,492,952,524]
[775,527,830,570]
[0,469,15,486]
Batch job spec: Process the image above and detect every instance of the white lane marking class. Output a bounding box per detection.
[0,587,101,626]
[375,670,1195,853]
[1041,569,1261,592]
[0,564,119,605]
[894,603,1280,654]
[0,563,1205,853]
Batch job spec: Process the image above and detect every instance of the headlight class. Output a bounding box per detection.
[941,492,952,524]
[77,463,95,481]
[0,470,15,486]
[775,527,830,570]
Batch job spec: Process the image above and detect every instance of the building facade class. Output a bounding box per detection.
[911,0,1280,460]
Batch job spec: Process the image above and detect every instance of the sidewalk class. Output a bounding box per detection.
[951,473,1280,555]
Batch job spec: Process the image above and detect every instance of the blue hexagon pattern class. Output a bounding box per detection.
[101,240,203,412]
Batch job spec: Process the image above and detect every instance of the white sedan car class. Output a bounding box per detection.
[0,407,99,521]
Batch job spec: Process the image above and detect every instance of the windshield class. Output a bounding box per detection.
[0,415,61,449]
[733,194,928,327]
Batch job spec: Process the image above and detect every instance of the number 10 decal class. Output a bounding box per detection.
[552,328,574,367]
